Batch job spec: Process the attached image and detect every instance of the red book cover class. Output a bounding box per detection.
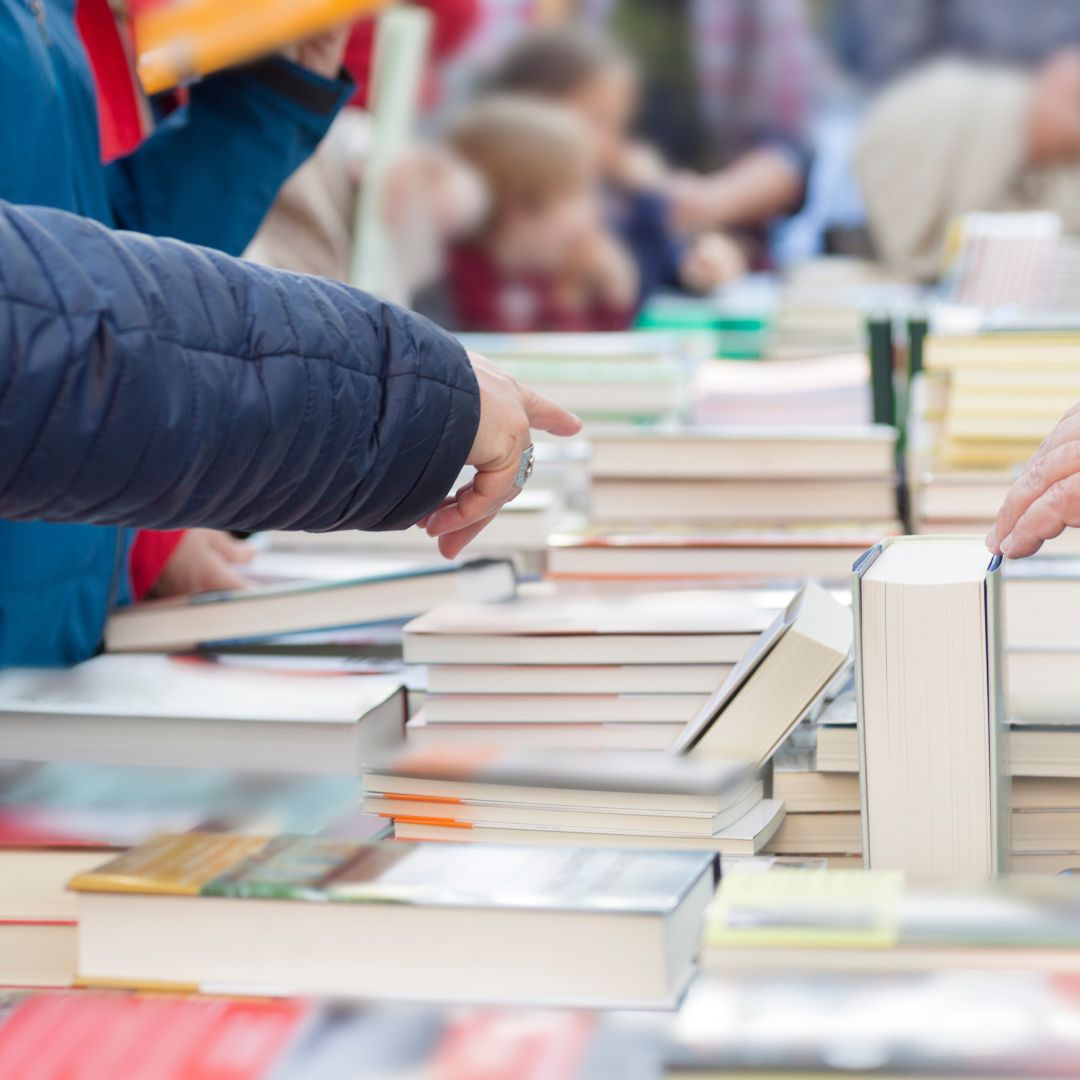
[0,994,309,1079]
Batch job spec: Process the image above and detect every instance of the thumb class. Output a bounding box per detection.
[521,386,582,437]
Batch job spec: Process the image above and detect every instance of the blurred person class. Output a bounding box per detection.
[488,27,748,307]
[0,1,342,663]
[0,199,580,645]
[578,0,815,239]
[855,51,1080,279]
[438,94,640,331]
[835,0,1080,89]
[248,0,486,290]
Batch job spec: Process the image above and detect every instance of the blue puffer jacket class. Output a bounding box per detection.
[0,202,480,556]
[0,0,355,666]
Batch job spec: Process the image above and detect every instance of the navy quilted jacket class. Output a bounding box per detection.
[0,203,480,550]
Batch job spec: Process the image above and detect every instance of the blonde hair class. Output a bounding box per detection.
[449,95,591,213]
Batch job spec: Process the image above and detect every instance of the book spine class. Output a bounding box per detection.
[986,558,1011,873]
[851,541,884,871]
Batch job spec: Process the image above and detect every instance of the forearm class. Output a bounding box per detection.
[108,59,353,255]
[695,147,805,228]
[0,203,478,532]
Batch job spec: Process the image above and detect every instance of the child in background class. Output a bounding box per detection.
[441,95,639,332]
[487,27,748,309]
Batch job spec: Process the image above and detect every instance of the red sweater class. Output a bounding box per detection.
[447,244,634,333]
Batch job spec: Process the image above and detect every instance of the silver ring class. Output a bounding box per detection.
[513,444,535,489]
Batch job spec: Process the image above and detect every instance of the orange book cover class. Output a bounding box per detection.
[134,0,391,94]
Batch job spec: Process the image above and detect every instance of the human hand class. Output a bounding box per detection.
[281,26,350,80]
[1028,47,1080,166]
[150,529,256,598]
[423,354,581,559]
[678,231,748,293]
[987,404,1080,557]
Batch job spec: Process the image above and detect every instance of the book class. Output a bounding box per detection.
[1005,558,1080,648]
[105,554,516,653]
[765,811,862,856]
[455,330,703,365]
[854,536,1008,876]
[547,524,898,582]
[588,426,897,480]
[489,364,685,424]
[403,584,782,667]
[700,868,1080,976]
[134,0,390,94]
[771,769,861,813]
[391,798,784,855]
[362,747,752,814]
[426,663,732,696]
[404,713,684,752]
[1009,647,1080,719]
[0,993,664,1079]
[420,693,709,725]
[589,477,898,525]
[815,721,1080,780]
[72,833,718,1006]
[0,656,405,774]
[363,782,764,837]
[672,582,853,765]
[0,993,312,1076]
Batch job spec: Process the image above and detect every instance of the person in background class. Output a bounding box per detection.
[487,27,747,310]
[0,200,580,624]
[247,0,486,289]
[578,0,816,242]
[438,94,639,332]
[0,0,349,666]
[834,0,1080,89]
[854,49,1080,278]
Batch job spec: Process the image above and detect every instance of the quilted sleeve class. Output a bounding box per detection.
[0,202,479,533]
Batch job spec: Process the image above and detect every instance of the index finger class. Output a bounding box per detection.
[522,386,582,438]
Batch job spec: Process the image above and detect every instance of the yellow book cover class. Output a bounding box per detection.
[705,868,904,950]
[69,834,269,896]
[135,0,391,94]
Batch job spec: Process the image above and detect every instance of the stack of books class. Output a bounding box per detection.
[910,330,1080,533]
[766,687,862,867]
[0,759,369,987]
[377,582,853,854]
[549,427,900,583]
[402,583,783,751]
[70,832,717,1006]
[457,331,706,426]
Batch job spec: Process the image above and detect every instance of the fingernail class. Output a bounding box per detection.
[1000,536,1014,557]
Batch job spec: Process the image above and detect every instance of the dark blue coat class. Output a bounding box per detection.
[0,203,480,581]
[0,0,357,666]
